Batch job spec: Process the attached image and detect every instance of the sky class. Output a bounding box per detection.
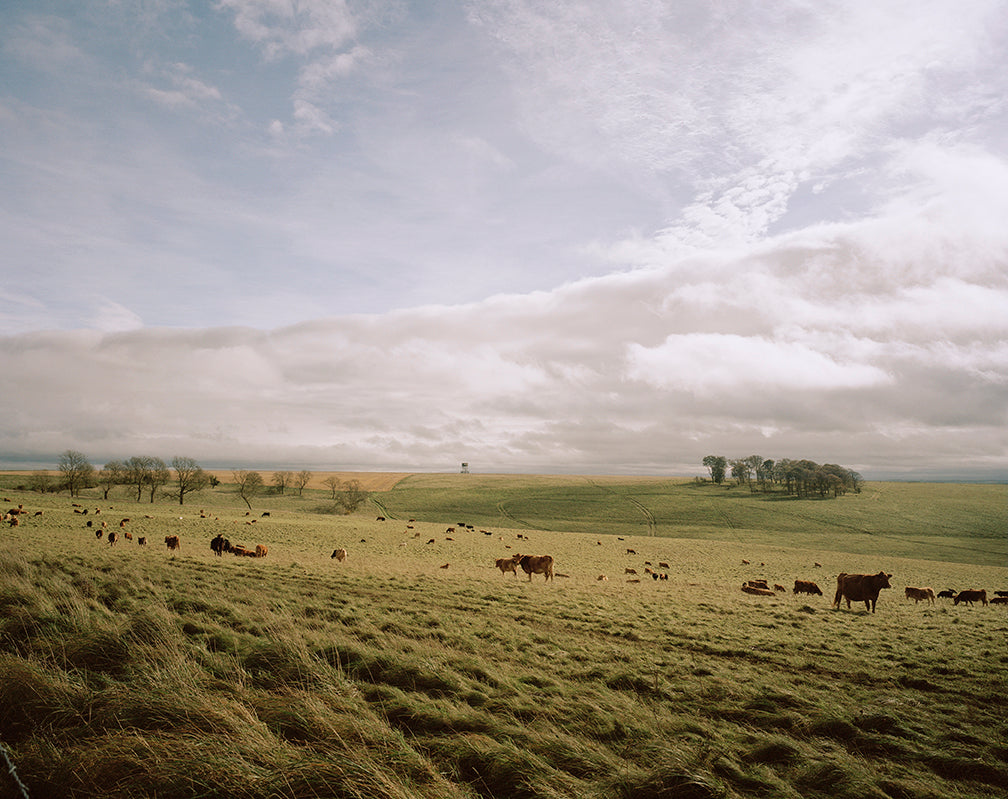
[1,0,1007,480]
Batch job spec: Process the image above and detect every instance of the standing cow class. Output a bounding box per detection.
[514,553,554,582]
[833,572,892,613]
[954,589,988,607]
[904,586,935,605]
[495,557,519,577]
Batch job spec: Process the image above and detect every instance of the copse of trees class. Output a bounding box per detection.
[702,454,862,498]
[25,452,321,508]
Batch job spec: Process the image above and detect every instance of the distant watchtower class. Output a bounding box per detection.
[460,462,469,474]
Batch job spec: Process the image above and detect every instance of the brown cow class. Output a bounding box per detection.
[904,586,935,605]
[164,535,180,551]
[331,548,347,562]
[137,537,146,546]
[833,572,892,613]
[953,589,988,607]
[990,596,1008,605]
[793,579,823,596]
[742,584,776,596]
[514,554,554,582]
[495,557,518,576]
[255,544,268,558]
[107,531,118,546]
[746,579,769,590]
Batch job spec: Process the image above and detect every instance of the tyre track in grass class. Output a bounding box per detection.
[496,501,536,529]
[586,480,657,536]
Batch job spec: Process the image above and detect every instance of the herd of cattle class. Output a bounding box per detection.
[5,500,1006,613]
[742,572,1005,611]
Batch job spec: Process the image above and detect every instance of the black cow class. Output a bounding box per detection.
[210,534,231,556]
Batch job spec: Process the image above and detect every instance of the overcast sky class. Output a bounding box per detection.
[2,0,1006,480]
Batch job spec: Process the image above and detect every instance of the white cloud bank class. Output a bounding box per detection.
[2,174,1005,479]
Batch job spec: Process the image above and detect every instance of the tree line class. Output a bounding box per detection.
[702,454,862,498]
[33,450,367,512]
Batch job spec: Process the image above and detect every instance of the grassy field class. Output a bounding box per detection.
[1,474,1006,798]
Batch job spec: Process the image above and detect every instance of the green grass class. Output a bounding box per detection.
[0,476,1006,798]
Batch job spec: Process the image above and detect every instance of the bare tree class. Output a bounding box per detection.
[294,470,312,496]
[148,457,169,503]
[124,456,153,502]
[322,475,342,500]
[233,469,264,511]
[58,450,94,498]
[335,478,368,514]
[170,456,209,506]
[272,471,292,495]
[98,460,124,500]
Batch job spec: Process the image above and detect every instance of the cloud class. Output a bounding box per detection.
[2,178,1005,477]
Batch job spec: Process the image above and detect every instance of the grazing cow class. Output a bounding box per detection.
[261,511,270,517]
[95,529,103,538]
[746,579,769,590]
[255,544,268,558]
[597,574,608,581]
[210,534,230,556]
[741,559,750,565]
[124,531,132,541]
[440,563,449,569]
[953,589,988,607]
[165,535,180,551]
[232,545,250,557]
[989,596,1008,605]
[34,510,43,517]
[626,548,637,555]
[659,562,670,569]
[376,516,386,521]
[904,586,935,605]
[833,572,892,613]
[625,568,637,575]
[793,580,823,596]
[137,537,146,546]
[514,554,554,582]
[994,590,1008,597]
[659,573,668,581]
[495,557,519,576]
[937,589,956,599]
[107,531,118,546]
[331,548,347,562]
[742,584,776,596]
[814,562,822,568]
[774,584,785,592]
[426,538,436,544]
[119,518,130,527]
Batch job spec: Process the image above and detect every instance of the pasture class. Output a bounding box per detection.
[1,475,1006,798]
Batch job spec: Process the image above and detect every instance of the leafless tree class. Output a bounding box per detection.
[272,471,292,495]
[58,450,94,498]
[171,456,209,505]
[98,460,124,500]
[233,469,264,511]
[294,470,312,496]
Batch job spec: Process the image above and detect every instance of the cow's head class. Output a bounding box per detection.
[877,572,893,587]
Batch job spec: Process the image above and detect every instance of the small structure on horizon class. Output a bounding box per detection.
[460,462,469,474]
